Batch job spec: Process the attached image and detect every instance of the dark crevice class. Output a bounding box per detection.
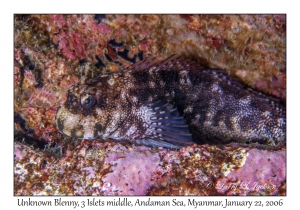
[34,68,44,88]
[14,113,34,136]
[22,54,35,70]
[117,49,137,63]
[138,51,144,61]
[79,59,88,66]
[95,55,106,68]
[105,53,113,62]
[107,39,123,48]
[94,14,106,24]
[14,134,49,151]
[113,60,123,66]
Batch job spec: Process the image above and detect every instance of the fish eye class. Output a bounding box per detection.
[80,93,95,109]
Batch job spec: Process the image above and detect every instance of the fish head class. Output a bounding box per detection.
[56,82,127,140]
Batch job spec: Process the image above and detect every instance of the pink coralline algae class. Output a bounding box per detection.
[14,141,285,196]
[148,145,285,195]
[216,149,286,195]
[14,141,162,195]
[102,145,161,195]
[14,14,286,196]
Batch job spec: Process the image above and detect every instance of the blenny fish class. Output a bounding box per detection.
[56,55,286,149]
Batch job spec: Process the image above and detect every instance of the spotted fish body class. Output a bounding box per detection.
[56,55,286,149]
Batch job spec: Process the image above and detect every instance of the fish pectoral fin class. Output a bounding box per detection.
[136,100,194,148]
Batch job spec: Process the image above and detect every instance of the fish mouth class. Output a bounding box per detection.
[55,106,61,119]
[55,105,128,140]
[55,105,99,139]
[56,105,70,137]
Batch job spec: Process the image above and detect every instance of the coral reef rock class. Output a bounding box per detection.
[14,14,286,195]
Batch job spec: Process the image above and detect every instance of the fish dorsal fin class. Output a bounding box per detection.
[86,55,204,85]
[125,54,204,72]
[135,100,194,149]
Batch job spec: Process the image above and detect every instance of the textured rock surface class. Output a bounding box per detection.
[14,14,286,195]
[14,141,285,195]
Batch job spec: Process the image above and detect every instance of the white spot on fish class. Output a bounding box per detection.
[211,83,223,94]
[125,126,137,136]
[262,111,271,117]
[121,92,126,99]
[149,81,155,88]
[96,108,102,115]
[238,96,251,106]
[107,78,115,86]
[277,118,285,127]
[180,78,185,85]
[132,96,138,103]
[230,116,240,131]
[184,105,193,113]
